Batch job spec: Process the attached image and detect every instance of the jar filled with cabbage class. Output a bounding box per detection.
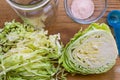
[6,0,58,29]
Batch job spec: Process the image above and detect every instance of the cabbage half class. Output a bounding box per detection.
[59,23,118,75]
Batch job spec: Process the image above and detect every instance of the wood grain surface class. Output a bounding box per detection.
[0,0,120,80]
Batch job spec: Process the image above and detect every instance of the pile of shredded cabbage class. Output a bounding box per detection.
[0,21,63,80]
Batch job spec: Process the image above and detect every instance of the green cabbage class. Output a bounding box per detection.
[0,21,62,80]
[59,23,118,75]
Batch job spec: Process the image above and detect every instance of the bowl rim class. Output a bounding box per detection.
[64,0,108,24]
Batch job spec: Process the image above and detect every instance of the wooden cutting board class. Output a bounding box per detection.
[0,0,120,80]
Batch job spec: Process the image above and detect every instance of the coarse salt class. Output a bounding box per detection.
[71,0,94,19]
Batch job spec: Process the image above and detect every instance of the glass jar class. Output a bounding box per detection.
[6,0,58,29]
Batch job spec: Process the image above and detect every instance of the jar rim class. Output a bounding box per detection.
[6,0,50,10]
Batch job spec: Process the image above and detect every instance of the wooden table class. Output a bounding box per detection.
[0,0,120,80]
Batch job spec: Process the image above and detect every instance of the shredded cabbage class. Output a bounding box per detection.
[0,20,63,80]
